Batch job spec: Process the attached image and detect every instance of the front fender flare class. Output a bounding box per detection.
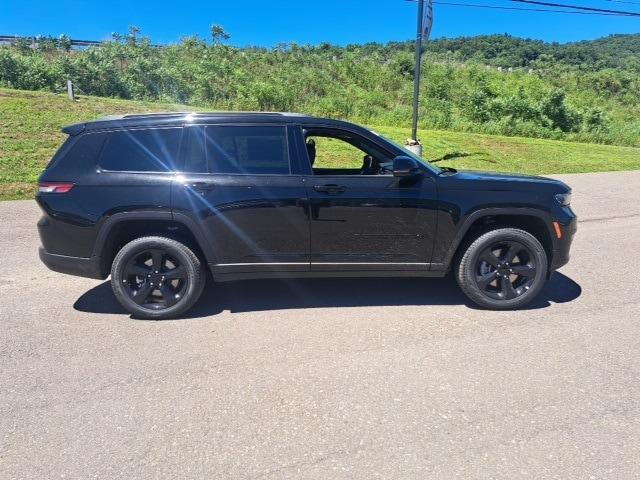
[435,207,555,271]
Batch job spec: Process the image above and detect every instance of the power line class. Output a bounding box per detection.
[512,0,640,16]
[436,1,631,15]
[607,0,640,5]
[405,0,638,15]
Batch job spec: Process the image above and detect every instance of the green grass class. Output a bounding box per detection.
[0,88,189,199]
[375,126,640,175]
[1,87,639,200]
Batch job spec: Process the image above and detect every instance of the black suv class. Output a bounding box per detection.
[37,112,576,318]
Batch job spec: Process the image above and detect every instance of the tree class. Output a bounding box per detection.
[210,25,230,45]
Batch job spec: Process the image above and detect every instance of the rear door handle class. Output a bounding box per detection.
[313,184,346,194]
[188,182,215,192]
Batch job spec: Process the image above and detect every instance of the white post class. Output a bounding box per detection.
[406,144,423,157]
[66,80,75,101]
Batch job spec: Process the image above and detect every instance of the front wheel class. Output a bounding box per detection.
[455,228,548,310]
[111,236,205,319]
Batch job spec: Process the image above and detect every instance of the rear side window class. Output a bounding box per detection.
[46,132,107,171]
[184,125,290,175]
[100,128,181,172]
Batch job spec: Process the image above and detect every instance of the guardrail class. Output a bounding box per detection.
[0,35,103,48]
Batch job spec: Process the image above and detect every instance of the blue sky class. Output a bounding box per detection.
[1,0,639,46]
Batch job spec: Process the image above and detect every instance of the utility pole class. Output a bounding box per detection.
[410,0,424,148]
[407,0,433,157]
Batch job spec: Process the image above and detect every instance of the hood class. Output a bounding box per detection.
[439,169,570,193]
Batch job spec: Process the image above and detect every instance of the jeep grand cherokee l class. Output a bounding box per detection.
[37,112,577,319]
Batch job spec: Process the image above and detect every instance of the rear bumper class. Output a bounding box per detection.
[550,214,577,271]
[39,247,105,280]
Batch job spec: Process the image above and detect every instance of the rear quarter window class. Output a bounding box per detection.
[100,128,181,172]
[45,132,107,172]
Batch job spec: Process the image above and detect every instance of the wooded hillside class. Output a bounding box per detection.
[1,29,639,146]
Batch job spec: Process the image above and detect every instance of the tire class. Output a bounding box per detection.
[110,236,205,319]
[455,228,548,310]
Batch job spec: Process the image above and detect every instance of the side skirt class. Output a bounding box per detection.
[210,263,447,282]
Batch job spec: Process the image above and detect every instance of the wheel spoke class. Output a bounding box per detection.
[151,250,164,270]
[159,284,177,307]
[512,265,536,277]
[126,264,152,277]
[163,265,186,280]
[480,250,500,268]
[131,282,153,305]
[504,243,520,263]
[477,271,498,289]
[500,277,518,300]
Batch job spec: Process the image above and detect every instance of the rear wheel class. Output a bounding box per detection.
[111,236,205,319]
[455,228,548,309]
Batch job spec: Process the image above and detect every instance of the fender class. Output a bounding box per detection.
[91,210,218,271]
[171,211,219,265]
[433,206,556,271]
[92,210,174,259]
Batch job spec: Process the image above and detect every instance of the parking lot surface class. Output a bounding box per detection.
[1,171,639,479]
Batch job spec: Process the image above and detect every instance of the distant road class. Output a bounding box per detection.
[0,35,160,48]
[1,171,639,479]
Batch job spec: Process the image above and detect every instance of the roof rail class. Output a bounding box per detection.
[91,111,311,124]
[119,111,308,118]
[121,112,193,119]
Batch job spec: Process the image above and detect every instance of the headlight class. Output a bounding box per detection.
[555,192,572,207]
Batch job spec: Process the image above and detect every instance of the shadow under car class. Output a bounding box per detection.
[73,272,582,320]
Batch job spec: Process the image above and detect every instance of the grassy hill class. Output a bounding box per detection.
[1,88,639,200]
[2,31,639,147]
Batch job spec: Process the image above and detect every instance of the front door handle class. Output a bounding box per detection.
[313,184,346,194]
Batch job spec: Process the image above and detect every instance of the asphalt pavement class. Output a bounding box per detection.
[1,171,639,479]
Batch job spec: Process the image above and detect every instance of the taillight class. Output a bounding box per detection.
[38,182,75,193]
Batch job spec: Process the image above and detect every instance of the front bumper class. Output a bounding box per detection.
[550,213,577,272]
[39,247,105,280]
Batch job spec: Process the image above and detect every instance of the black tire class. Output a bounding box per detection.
[455,228,548,310]
[110,236,205,319]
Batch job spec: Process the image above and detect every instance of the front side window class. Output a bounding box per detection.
[184,125,290,175]
[303,128,394,176]
[100,128,181,172]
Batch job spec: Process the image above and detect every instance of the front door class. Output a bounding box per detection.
[172,124,310,275]
[299,126,438,271]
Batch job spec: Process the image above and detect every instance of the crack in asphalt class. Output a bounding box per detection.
[578,213,640,224]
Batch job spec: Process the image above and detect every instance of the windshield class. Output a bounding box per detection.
[369,130,442,174]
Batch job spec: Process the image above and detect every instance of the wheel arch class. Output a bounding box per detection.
[93,211,216,277]
[446,208,555,271]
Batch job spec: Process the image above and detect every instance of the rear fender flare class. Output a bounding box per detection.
[92,210,217,267]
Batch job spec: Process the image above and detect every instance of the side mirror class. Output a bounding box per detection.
[393,156,421,178]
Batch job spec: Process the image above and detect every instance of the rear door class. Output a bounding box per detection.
[172,124,310,275]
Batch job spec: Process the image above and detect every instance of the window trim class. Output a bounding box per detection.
[297,125,399,178]
[97,126,184,174]
[179,122,294,176]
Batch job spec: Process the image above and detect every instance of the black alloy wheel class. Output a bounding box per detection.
[455,228,548,310]
[122,249,188,309]
[474,240,537,301]
[111,236,205,319]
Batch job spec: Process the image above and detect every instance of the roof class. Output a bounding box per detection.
[62,111,357,135]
